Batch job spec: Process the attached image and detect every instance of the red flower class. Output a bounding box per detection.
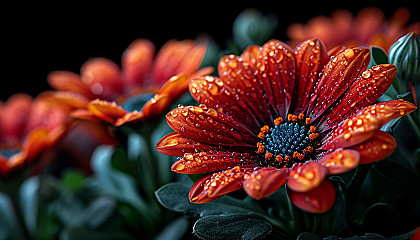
[287,7,420,51]
[47,39,212,126]
[156,39,416,213]
[0,93,69,176]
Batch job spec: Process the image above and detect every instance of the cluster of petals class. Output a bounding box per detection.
[0,93,70,176]
[47,39,211,126]
[287,7,420,51]
[157,38,416,213]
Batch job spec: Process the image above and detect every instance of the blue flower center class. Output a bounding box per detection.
[256,114,320,168]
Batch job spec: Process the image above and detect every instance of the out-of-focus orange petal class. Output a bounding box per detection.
[122,39,155,87]
[81,58,123,100]
[317,148,360,174]
[353,7,385,43]
[288,179,336,213]
[47,71,96,99]
[22,128,50,162]
[141,94,170,120]
[40,91,89,111]
[158,73,189,97]
[287,161,327,192]
[348,131,396,164]
[243,167,288,200]
[87,100,127,124]
[0,94,33,144]
[2,152,27,175]
[171,150,257,174]
[114,111,144,127]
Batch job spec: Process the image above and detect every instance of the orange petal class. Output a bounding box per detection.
[156,132,224,157]
[22,128,50,161]
[87,100,127,124]
[348,131,396,164]
[287,161,328,192]
[321,111,381,150]
[288,179,336,213]
[243,167,288,200]
[171,150,257,174]
[358,100,417,125]
[114,111,144,127]
[122,38,155,87]
[189,166,253,204]
[47,71,96,99]
[240,45,260,69]
[293,38,329,114]
[141,94,170,120]
[317,148,360,174]
[40,91,89,111]
[81,58,123,100]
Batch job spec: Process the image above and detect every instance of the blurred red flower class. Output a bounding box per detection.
[287,7,420,51]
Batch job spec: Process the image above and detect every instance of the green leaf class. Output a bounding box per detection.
[193,213,272,240]
[62,169,86,192]
[368,46,388,69]
[83,197,116,229]
[297,232,322,240]
[60,225,134,240]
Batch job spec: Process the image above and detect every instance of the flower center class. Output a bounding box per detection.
[256,113,320,168]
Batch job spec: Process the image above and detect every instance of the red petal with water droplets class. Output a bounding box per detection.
[288,179,336,213]
[172,150,258,174]
[348,130,396,164]
[292,39,329,114]
[156,132,225,157]
[321,111,381,150]
[319,64,397,130]
[287,161,328,192]
[166,106,257,147]
[307,47,367,120]
[243,167,288,200]
[317,148,360,174]
[321,100,416,150]
[189,166,253,204]
[121,39,155,87]
[357,100,417,125]
[257,40,296,116]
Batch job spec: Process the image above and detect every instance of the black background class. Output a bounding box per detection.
[2,1,419,101]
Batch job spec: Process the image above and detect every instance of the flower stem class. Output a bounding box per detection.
[10,192,31,240]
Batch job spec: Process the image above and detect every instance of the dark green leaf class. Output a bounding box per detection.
[62,169,86,192]
[60,226,134,240]
[193,213,272,240]
[297,232,321,240]
[368,46,388,69]
[155,217,190,240]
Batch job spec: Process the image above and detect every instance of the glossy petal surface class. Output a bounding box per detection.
[320,64,397,130]
[348,130,396,164]
[288,179,336,213]
[166,106,257,147]
[87,100,127,124]
[172,150,257,174]
[293,39,329,114]
[287,161,327,192]
[243,167,288,200]
[307,47,367,120]
[189,166,253,203]
[257,40,296,116]
[317,148,360,174]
